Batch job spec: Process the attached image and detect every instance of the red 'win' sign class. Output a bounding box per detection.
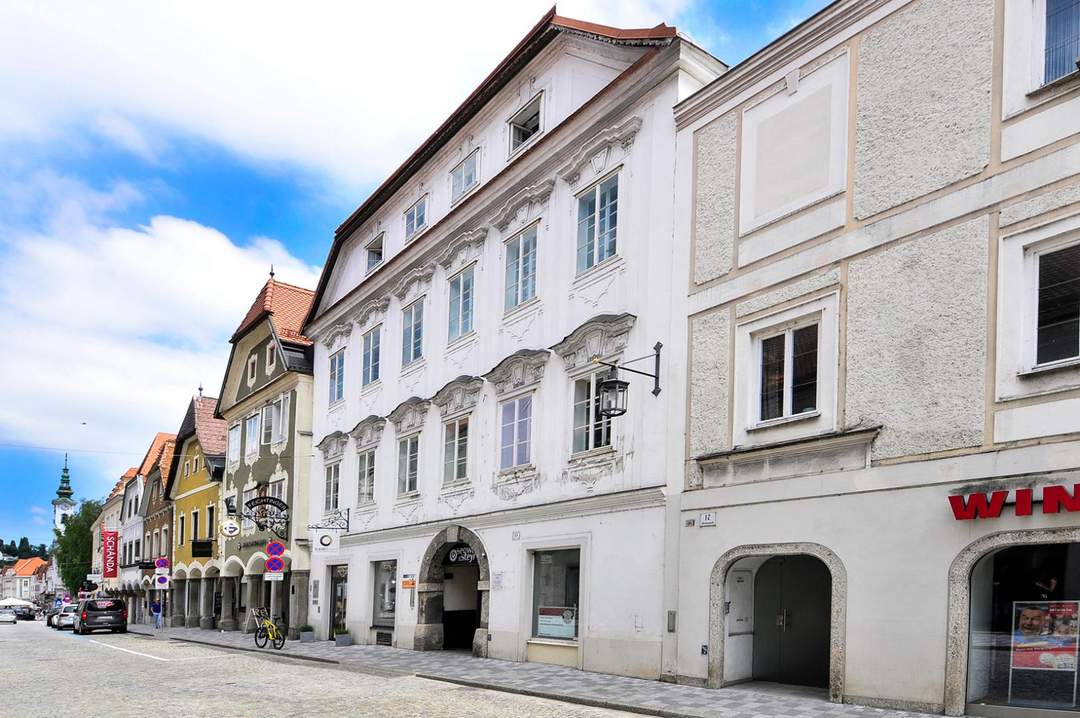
[102,530,119,578]
[949,484,1080,520]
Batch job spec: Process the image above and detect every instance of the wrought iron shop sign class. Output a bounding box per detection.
[307,508,350,532]
[225,496,291,540]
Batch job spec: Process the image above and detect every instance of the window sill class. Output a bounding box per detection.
[365,262,384,276]
[441,480,472,494]
[569,445,615,463]
[447,331,476,352]
[747,410,821,432]
[503,295,541,322]
[405,226,430,244]
[573,255,624,288]
[527,637,578,648]
[394,492,421,505]
[450,183,480,208]
[1018,357,1080,378]
[328,399,346,412]
[508,132,544,161]
[1027,69,1080,100]
[401,358,427,378]
[361,379,382,395]
[498,464,536,479]
[356,501,377,511]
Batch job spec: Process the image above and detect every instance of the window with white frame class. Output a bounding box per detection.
[324,463,340,512]
[247,354,257,382]
[183,460,190,477]
[366,233,384,273]
[405,196,428,241]
[192,455,200,474]
[357,448,375,505]
[241,489,255,530]
[572,373,612,454]
[266,343,276,372]
[397,435,420,495]
[499,395,532,469]
[228,424,240,462]
[363,327,381,386]
[261,394,289,445]
[448,266,474,342]
[244,414,259,456]
[191,510,200,542]
[576,175,618,273]
[402,301,424,366]
[269,479,285,501]
[261,403,275,445]
[505,224,537,310]
[162,527,168,553]
[206,504,215,539]
[1045,0,1080,84]
[756,321,819,422]
[1035,241,1080,365]
[443,417,468,484]
[509,94,542,153]
[451,150,479,203]
[329,349,345,404]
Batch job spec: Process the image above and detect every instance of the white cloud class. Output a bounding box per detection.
[0,1,692,193]
[29,506,49,515]
[0,172,320,497]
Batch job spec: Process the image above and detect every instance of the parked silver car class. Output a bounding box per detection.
[0,608,16,624]
[55,604,77,630]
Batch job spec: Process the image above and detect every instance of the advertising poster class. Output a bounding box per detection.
[1011,601,1080,670]
[537,606,577,639]
[101,530,119,578]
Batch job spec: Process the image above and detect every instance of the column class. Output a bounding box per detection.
[287,571,310,641]
[186,578,200,628]
[269,578,278,625]
[198,578,213,629]
[243,577,256,633]
[171,581,185,627]
[144,587,152,624]
[220,577,237,631]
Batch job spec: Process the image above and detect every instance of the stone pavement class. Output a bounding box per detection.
[128,625,933,718]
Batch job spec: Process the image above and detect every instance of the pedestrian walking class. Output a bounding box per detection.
[151,598,162,630]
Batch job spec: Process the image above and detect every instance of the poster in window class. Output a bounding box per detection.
[537,606,576,640]
[1009,601,1079,708]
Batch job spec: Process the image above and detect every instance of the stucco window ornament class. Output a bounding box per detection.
[491,179,554,235]
[491,465,540,501]
[349,414,385,448]
[352,294,390,329]
[391,262,436,302]
[482,348,549,396]
[432,376,484,418]
[551,313,636,371]
[320,322,353,352]
[561,450,624,493]
[557,115,642,188]
[315,431,348,461]
[437,227,489,273]
[388,396,431,435]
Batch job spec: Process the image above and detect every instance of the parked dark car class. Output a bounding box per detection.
[73,598,127,635]
[13,606,34,621]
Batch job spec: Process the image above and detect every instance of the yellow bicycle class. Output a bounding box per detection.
[254,614,285,650]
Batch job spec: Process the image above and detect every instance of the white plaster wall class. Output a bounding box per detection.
[853,0,994,219]
[846,216,989,459]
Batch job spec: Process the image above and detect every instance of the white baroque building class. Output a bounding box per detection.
[303,10,722,677]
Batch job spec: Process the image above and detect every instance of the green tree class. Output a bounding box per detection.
[52,500,101,594]
[17,537,31,558]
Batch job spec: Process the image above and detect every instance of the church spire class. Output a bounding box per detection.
[55,453,73,500]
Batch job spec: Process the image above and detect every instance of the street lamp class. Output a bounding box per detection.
[591,342,662,418]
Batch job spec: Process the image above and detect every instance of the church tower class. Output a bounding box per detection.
[52,454,76,534]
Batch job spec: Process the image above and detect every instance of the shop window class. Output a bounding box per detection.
[532,548,580,640]
[967,542,1080,712]
[372,560,397,628]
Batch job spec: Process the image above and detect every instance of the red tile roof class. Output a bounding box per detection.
[137,432,177,477]
[232,278,315,346]
[193,395,227,457]
[157,438,176,488]
[11,557,46,577]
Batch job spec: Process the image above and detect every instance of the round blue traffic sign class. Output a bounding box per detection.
[266,541,285,557]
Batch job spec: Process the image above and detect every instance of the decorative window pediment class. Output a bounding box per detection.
[483,348,549,396]
[321,322,353,351]
[558,116,642,188]
[349,415,386,448]
[392,262,436,302]
[388,396,431,434]
[432,375,484,417]
[437,227,488,272]
[491,180,554,234]
[315,430,348,460]
[551,312,636,371]
[353,295,391,329]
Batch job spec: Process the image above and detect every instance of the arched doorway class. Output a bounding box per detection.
[415,525,489,655]
[709,543,847,702]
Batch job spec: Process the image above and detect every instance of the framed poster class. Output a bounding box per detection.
[536,606,577,640]
[1009,601,1080,707]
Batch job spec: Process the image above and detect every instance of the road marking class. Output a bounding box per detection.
[88,638,171,661]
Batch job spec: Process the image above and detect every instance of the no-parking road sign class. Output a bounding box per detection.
[266,541,285,557]
[265,556,285,573]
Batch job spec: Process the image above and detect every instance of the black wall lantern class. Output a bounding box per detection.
[592,342,662,418]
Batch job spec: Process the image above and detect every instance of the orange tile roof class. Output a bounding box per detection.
[157,438,176,488]
[193,395,227,457]
[137,432,177,477]
[12,557,46,576]
[232,278,315,346]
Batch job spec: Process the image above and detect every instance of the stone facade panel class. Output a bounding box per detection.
[693,113,737,284]
[689,310,729,457]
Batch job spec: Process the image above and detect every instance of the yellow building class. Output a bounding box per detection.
[164,393,226,628]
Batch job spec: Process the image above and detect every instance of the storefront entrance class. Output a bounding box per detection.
[441,543,480,651]
[329,565,348,639]
[752,555,831,688]
[415,525,490,654]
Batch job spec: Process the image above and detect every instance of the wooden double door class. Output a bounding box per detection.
[752,555,831,688]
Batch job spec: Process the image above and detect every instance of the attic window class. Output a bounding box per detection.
[366,234,384,273]
[247,354,257,383]
[266,343,276,372]
[509,94,542,154]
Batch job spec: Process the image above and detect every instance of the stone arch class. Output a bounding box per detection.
[943,526,1080,716]
[414,525,490,655]
[708,542,847,702]
[222,556,246,577]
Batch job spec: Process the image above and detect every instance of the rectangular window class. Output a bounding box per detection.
[357,449,376,505]
[261,394,289,445]
[245,415,259,456]
[269,480,285,501]
[193,455,199,474]
[162,527,168,553]
[247,354,257,382]
[366,233,384,272]
[183,460,190,477]
[451,150,479,203]
[397,435,419,495]
[134,539,141,561]
[1036,242,1080,365]
[576,175,619,273]
[509,94,542,153]
[241,489,255,531]
[363,327,381,386]
[1045,0,1080,84]
[324,463,340,512]
[448,266,474,342]
[329,349,345,404]
[499,395,532,469]
[531,548,580,640]
[405,196,427,241]
[261,404,275,445]
[443,417,469,485]
[266,343,276,372]
[206,505,215,539]
[504,225,537,311]
[372,560,397,627]
[228,425,240,462]
[573,374,612,454]
[758,322,819,422]
[402,301,424,366]
[191,511,200,544]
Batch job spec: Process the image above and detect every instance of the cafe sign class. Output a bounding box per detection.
[446,544,477,565]
[950,483,1080,520]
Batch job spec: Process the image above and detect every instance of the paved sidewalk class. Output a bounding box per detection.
[128,625,931,718]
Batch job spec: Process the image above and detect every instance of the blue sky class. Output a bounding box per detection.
[0,0,828,547]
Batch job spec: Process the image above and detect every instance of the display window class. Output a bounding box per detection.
[373,560,397,628]
[968,543,1080,713]
[531,549,580,641]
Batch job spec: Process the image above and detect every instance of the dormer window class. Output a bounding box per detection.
[405,196,428,241]
[451,150,479,203]
[508,94,542,154]
[366,234,384,273]
[247,354,257,383]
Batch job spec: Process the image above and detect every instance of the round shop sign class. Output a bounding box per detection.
[318,534,334,548]
[220,518,241,538]
[266,541,286,557]
[265,556,285,573]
